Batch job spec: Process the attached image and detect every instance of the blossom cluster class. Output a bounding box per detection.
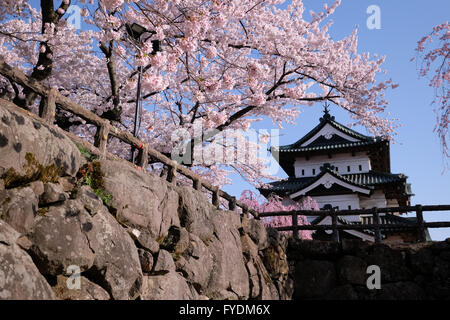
[414,22,449,157]
[0,0,399,186]
[239,190,318,240]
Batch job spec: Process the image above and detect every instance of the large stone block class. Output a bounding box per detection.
[288,239,341,260]
[0,220,56,300]
[0,186,38,234]
[204,210,250,299]
[366,244,412,283]
[294,259,336,299]
[99,160,180,239]
[52,275,110,300]
[0,99,81,183]
[337,255,368,285]
[177,186,215,242]
[26,199,99,275]
[175,233,214,293]
[141,272,197,300]
[241,216,268,250]
[88,206,143,300]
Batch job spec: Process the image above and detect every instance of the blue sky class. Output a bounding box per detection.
[223,0,450,240]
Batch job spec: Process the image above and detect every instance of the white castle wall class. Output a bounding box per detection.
[294,152,371,178]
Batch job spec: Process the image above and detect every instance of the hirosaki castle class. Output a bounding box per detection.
[260,108,425,242]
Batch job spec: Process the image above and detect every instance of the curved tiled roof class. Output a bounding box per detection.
[270,110,392,176]
[273,139,382,153]
[343,171,406,185]
[274,111,384,152]
[259,170,406,195]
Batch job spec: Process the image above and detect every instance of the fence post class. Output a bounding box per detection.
[373,207,382,244]
[331,207,339,243]
[292,211,299,240]
[229,197,237,212]
[242,205,249,217]
[136,143,149,170]
[94,122,110,156]
[193,178,202,191]
[40,87,57,123]
[167,165,177,184]
[415,204,427,242]
[212,188,220,207]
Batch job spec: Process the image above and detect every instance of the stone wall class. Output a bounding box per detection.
[0,99,291,300]
[0,159,292,300]
[288,238,450,300]
[2,99,450,301]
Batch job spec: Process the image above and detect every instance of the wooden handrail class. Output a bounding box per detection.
[263,205,450,243]
[0,58,260,218]
[275,221,450,231]
[258,204,450,217]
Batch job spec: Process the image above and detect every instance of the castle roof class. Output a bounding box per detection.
[273,108,382,153]
[259,167,411,199]
[270,108,391,175]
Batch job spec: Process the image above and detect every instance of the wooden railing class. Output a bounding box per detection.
[259,205,450,243]
[0,59,260,218]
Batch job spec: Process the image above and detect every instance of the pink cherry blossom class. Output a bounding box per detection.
[414,22,449,157]
[205,46,217,59]
[142,73,166,92]
[103,0,124,12]
[239,190,318,240]
[0,0,400,187]
[150,52,167,68]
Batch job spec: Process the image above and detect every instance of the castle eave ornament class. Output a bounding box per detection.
[323,180,333,189]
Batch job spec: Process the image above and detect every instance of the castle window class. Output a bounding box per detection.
[348,205,352,210]
[359,164,362,171]
[312,168,316,175]
[301,169,305,176]
[347,165,351,172]
[336,167,339,172]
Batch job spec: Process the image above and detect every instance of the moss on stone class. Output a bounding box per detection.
[263,247,278,270]
[76,161,113,207]
[38,207,49,216]
[171,251,181,261]
[2,152,60,189]
[156,235,165,244]
[76,143,97,161]
[1,196,11,206]
[93,188,113,206]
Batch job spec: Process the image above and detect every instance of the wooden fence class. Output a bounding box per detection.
[0,59,260,218]
[259,205,450,243]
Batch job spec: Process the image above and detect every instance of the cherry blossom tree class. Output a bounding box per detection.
[413,22,449,157]
[239,190,318,240]
[0,0,398,187]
